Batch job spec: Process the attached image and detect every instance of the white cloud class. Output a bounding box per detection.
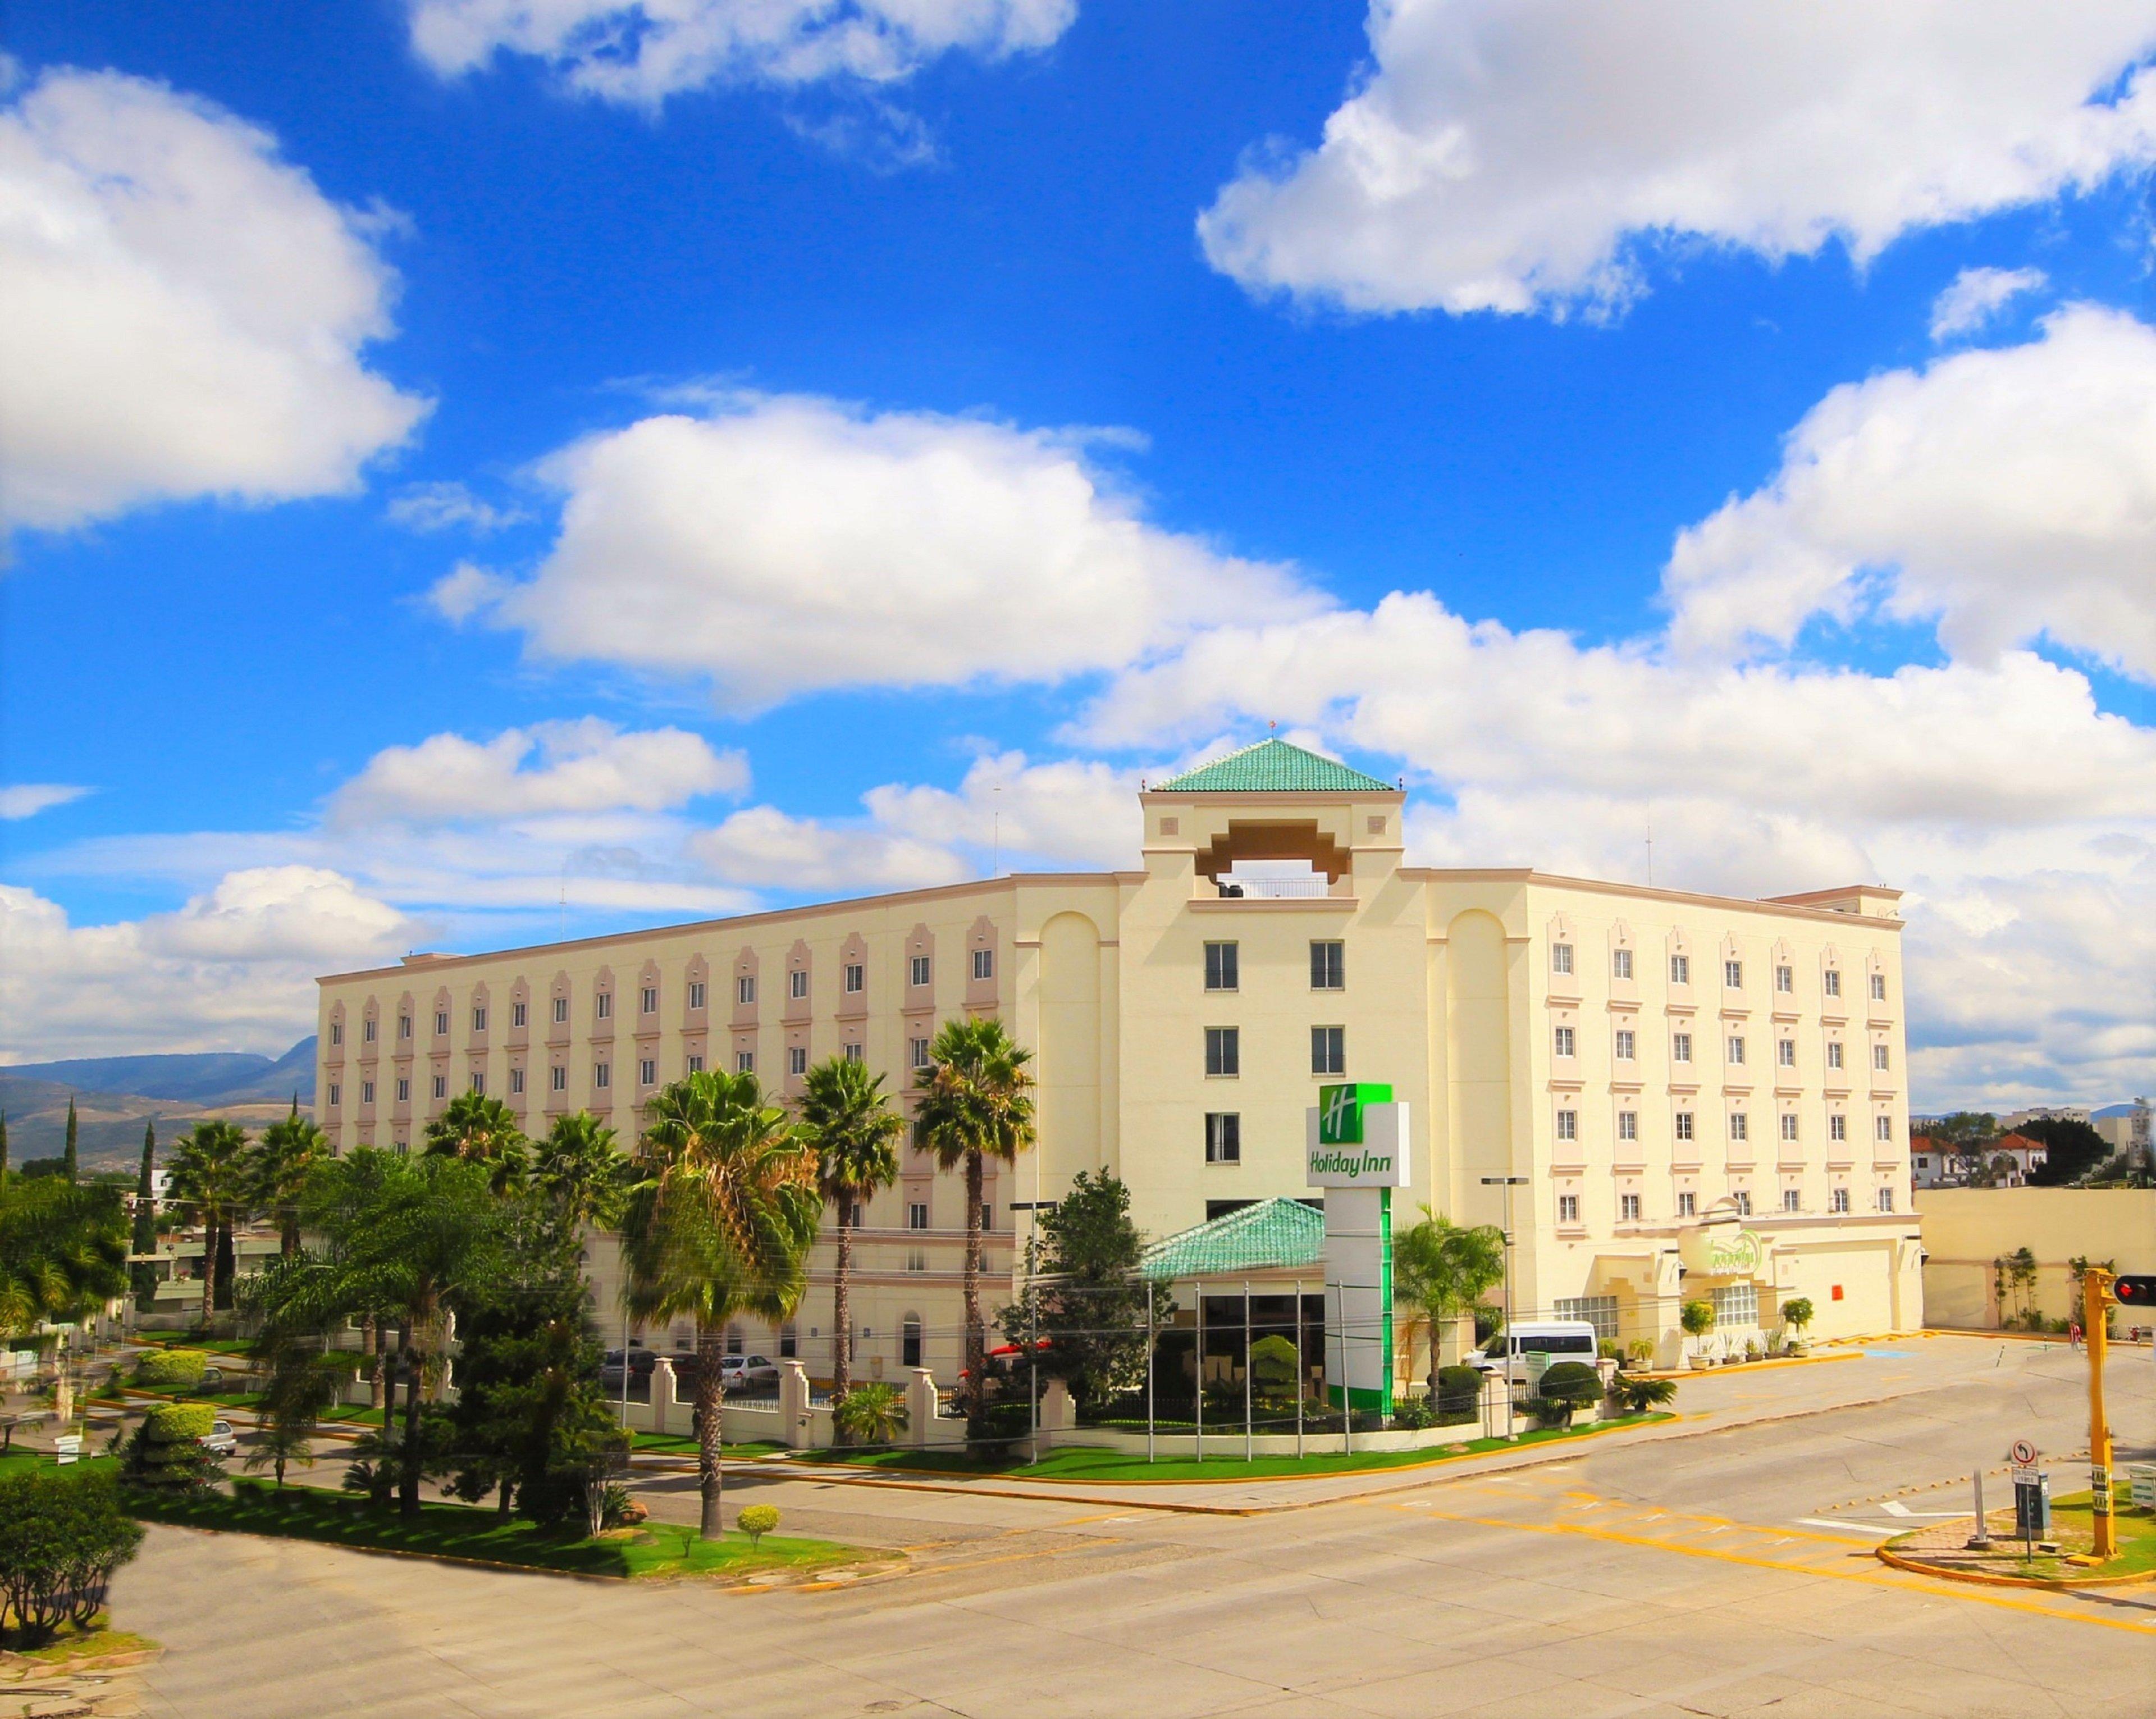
[1664,305,2156,681]
[407,0,1076,104]
[1929,265,2048,340]
[386,481,528,534]
[446,394,1321,709]
[426,560,513,623]
[691,805,966,893]
[0,869,414,1061]
[330,719,747,826]
[0,784,89,821]
[1199,2,2156,316]
[0,68,429,532]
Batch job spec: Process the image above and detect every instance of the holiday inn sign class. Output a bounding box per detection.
[1308,1083,1412,1187]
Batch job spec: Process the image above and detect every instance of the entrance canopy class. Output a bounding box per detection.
[1140,1197,1324,1283]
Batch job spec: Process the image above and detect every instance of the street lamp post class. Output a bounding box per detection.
[1481,1176,1529,1442]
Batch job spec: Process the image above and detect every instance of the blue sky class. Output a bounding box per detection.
[3,2,2154,1110]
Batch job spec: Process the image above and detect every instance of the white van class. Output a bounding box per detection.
[1468,1321,1600,1385]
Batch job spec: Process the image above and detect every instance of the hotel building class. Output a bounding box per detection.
[316,739,1921,1383]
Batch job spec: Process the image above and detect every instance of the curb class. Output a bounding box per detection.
[1875,1544,2156,1591]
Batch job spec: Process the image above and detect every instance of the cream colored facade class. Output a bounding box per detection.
[1914,1187,2156,1328]
[317,743,1921,1385]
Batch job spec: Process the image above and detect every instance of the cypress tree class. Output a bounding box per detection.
[132,1121,160,1311]
[63,1096,79,1182]
[1,1109,9,1184]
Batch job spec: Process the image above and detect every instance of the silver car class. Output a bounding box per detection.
[199,1419,239,1457]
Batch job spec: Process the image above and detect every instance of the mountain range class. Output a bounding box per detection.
[1,1037,317,1171]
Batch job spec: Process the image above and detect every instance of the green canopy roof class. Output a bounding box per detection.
[1152,738,1395,795]
[1139,1197,1325,1281]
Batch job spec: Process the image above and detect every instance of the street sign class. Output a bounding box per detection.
[2008,1438,2039,1467]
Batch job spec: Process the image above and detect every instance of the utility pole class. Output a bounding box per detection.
[1482,1175,1529,1441]
[2085,1266,2117,1560]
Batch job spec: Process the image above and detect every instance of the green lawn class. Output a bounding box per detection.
[1911,1496,2156,1582]
[627,1430,787,1460]
[0,1450,117,1480]
[126,1478,871,1580]
[805,1412,1673,1483]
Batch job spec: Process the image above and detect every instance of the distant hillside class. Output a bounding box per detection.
[3,1037,315,1106]
[0,1038,316,1172]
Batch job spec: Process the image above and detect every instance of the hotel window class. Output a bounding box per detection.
[1729,1112,1749,1143]
[1830,1187,1849,1214]
[550,1065,568,1093]
[1710,1282,1756,1326]
[1870,972,1887,1002]
[364,1018,377,1045]
[686,1055,702,1074]
[1619,1193,1642,1222]
[1310,940,1345,990]
[330,1022,343,1047]
[980,1202,994,1233]
[1673,1031,1693,1064]
[469,1006,485,1033]
[1554,1025,1576,1057]
[1824,969,1842,998]
[512,1001,527,1028]
[1827,1041,1844,1070]
[843,1042,864,1064]
[909,1037,930,1070]
[1875,1115,1893,1143]
[328,1083,341,1108]
[1670,954,1690,985]
[639,1058,656,1086]
[470,1072,485,1095]
[1615,1028,1636,1061]
[972,949,994,982]
[641,986,658,1015]
[687,981,706,1010]
[791,969,809,1000]
[1783,1188,1801,1213]
[593,1063,610,1090]
[1618,1110,1638,1142]
[1555,1109,1578,1141]
[1677,1191,1697,1218]
[1205,1112,1241,1164]
[596,992,612,1020]
[1872,1043,1890,1072]
[360,1080,373,1105]
[1780,1113,1799,1143]
[1727,1036,1746,1065]
[910,955,931,988]
[1778,1039,1795,1068]
[843,962,864,994]
[1612,948,1633,980]
[906,1248,926,1275]
[400,1014,412,1040]
[1675,1111,1694,1142]
[436,1009,449,1036]
[1775,964,1793,993]
[908,1201,930,1230]
[1551,942,1574,975]
[1205,1027,1240,1077]
[432,1075,446,1100]
[1555,1297,1620,1342]
[1733,1190,1752,1217]
[1878,1187,1895,1213]
[396,1077,410,1102]
[788,1046,808,1077]
[738,975,756,1006]
[553,997,569,1024]
[737,1051,755,1074]
[1311,1026,1345,1077]
[1204,941,1239,992]
[1830,1114,1847,1143]
[509,1068,524,1095]
[1724,959,1743,990]
[1557,1194,1580,1224]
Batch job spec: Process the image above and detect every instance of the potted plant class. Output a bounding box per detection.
[1780,1297,1814,1355]
[1680,1300,1715,1369]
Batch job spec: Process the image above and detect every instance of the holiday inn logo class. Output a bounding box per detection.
[1317,1082,1393,1145]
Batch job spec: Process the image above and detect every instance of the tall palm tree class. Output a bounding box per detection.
[252,1100,330,1256]
[0,1178,129,1339]
[165,1120,250,1329]
[620,1070,819,1539]
[798,1056,902,1421]
[912,1018,1036,1410]
[532,1110,628,1235]
[422,1091,530,1194]
[1392,1209,1506,1401]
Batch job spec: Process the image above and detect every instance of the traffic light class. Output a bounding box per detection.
[2114,1274,2156,1309]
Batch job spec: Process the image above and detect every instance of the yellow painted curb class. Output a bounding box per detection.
[1641,1350,1861,1381]
[1875,1545,2156,1591]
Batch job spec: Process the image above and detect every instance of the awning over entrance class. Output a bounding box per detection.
[1139,1197,1324,1282]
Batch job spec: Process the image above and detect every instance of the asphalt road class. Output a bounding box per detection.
[109,1335,2156,1717]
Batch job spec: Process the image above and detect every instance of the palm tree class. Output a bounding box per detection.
[798,1056,902,1422]
[912,1018,1036,1410]
[620,1070,819,1539]
[532,1111,629,1235]
[0,1178,129,1340]
[1392,1209,1506,1401]
[422,1091,530,1194]
[165,1120,250,1329]
[252,1100,329,1256]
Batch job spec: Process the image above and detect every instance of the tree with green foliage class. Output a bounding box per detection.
[997,1169,1157,1413]
[1,1109,10,1185]
[129,1122,159,1311]
[2022,1115,2111,1187]
[1530,1360,1602,1428]
[735,1503,778,1548]
[62,1097,77,1183]
[1680,1298,1715,1362]
[422,1091,530,1194]
[248,1346,342,1489]
[0,1177,129,1340]
[1927,1111,1999,1152]
[913,1018,1036,1408]
[0,1469,143,1646]
[531,1111,629,1238]
[1393,1208,1507,1395]
[121,1401,225,1492]
[831,1381,908,1447]
[252,1102,329,1255]
[1779,1297,1814,1346]
[621,1069,819,1540]
[165,1119,250,1325]
[800,1055,903,1419]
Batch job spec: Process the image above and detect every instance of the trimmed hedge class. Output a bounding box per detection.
[122,1401,222,1492]
[143,1402,214,1441]
[134,1348,208,1389]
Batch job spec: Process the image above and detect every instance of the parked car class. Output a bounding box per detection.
[199,1419,239,1457]
[718,1355,779,1392]
[599,1346,659,1392]
[1467,1321,1600,1386]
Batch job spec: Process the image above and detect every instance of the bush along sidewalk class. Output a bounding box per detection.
[0,1467,144,1649]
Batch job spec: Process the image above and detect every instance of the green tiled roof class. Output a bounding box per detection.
[1152,738,1395,795]
[1140,1197,1326,1281]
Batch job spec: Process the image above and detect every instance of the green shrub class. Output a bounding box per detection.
[1527,1396,1576,1429]
[832,1382,908,1447]
[736,1504,779,1547]
[134,1348,208,1389]
[1248,1334,1300,1395]
[1434,1365,1483,1424]
[121,1400,222,1492]
[1680,1301,1715,1338]
[1627,1338,1657,1366]
[0,1470,144,1646]
[1537,1361,1602,1409]
[1613,1375,1677,1413]
[1389,1397,1436,1429]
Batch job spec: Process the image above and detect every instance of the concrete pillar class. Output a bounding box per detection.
[1034,1378,1074,1456]
[779,1358,813,1450]
[905,1367,939,1447]
[650,1358,678,1433]
[1478,1370,1509,1440]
